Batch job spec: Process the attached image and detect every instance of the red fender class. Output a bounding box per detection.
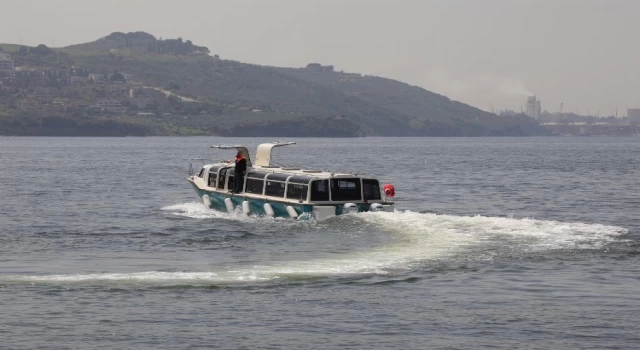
[383,184,395,198]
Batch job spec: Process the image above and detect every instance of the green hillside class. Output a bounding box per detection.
[0,32,549,136]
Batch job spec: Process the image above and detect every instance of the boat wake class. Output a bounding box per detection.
[160,202,304,224]
[1,206,628,288]
[161,202,233,219]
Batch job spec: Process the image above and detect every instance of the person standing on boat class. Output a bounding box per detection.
[232,151,247,193]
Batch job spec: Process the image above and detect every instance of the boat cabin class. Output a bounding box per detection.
[194,164,383,204]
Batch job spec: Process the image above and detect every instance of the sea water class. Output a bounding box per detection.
[0,137,638,349]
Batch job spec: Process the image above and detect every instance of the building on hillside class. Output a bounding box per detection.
[0,76,17,87]
[68,75,86,84]
[525,95,541,119]
[129,87,163,108]
[0,52,14,71]
[129,86,156,98]
[109,84,130,95]
[628,109,640,124]
[88,73,106,83]
[69,67,89,76]
[42,101,68,114]
[94,98,126,113]
[39,68,68,78]
[18,97,45,111]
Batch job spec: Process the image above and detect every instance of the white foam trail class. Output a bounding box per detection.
[368,211,628,251]
[161,202,227,219]
[160,202,302,225]
[3,271,269,285]
[1,211,627,286]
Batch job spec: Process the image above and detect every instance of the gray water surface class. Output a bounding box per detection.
[1,137,638,349]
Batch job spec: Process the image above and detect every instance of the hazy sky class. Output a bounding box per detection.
[1,0,638,115]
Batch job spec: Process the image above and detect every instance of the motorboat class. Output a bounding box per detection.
[187,142,395,220]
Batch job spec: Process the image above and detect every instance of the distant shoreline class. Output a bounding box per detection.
[0,31,550,138]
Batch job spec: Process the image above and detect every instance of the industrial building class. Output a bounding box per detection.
[628,109,640,124]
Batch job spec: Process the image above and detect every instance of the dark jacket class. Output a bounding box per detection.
[235,156,247,174]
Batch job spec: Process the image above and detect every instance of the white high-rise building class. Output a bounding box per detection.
[525,95,541,119]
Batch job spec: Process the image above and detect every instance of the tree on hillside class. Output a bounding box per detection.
[110,71,126,82]
[32,44,53,55]
[167,95,181,108]
[166,82,180,91]
[153,37,210,55]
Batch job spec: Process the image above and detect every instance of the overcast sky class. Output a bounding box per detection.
[1,0,638,115]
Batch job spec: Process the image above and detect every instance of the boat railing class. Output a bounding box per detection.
[188,158,208,176]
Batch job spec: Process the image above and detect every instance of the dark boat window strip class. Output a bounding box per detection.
[286,184,308,201]
[265,180,286,197]
[227,173,236,192]
[310,180,330,201]
[208,169,218,187]
[288,176,312,184]
[246,172,268,179]
[245,178,264,194]
[330,178,362,201]
[267,173,290,182]
[218,168,233,189]
[362,179,381,200]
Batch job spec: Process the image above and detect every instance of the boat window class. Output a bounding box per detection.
[267,173,290,182]
[228,173,235,191]
[245,178,264,194]
[310,180,330,201]
[330,178,362,201]
[362,179,381,200]
[197,168,205,178]
[265,181,286,197]
[288,176,312,184]
[208,170,218,188]
[247,172,268,179]
[218,168,231,189]
[286,184,308,201]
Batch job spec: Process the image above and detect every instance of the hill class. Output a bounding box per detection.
[276,65,545,136]
[0,32,549,136]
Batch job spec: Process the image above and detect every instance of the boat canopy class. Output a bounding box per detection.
[255,142,296,167]
[210,144,252,166]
